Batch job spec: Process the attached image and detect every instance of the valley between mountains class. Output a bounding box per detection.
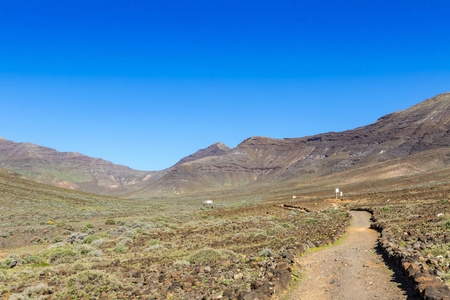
[1,92,449,198]
[0,93,449,299]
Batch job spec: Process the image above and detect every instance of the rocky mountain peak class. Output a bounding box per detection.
[143,92,450,195]
[209,142,231,151]
[0,92,448,197]
[173,142,232,167]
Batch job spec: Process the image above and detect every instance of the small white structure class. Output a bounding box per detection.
[335,188,340,199]
[292,195,296,199]
[204,200,213,204]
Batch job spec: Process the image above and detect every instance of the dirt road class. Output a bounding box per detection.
[287,211,417,300]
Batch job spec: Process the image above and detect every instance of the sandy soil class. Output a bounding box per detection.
[286,211,418,300]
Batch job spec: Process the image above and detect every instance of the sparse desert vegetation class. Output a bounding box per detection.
[0,94,449,298]
[1,170,449,299]
[0,182,351,299]
[350,185,450,288]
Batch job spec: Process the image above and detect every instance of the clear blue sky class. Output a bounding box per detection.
[1,0,449,170]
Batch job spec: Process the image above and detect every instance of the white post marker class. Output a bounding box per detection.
[340,191,343,198]
[335,188,339,199]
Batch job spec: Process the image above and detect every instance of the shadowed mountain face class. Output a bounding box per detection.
[1,93,449,196]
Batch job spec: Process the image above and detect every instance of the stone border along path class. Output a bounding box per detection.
[284,211,419,300]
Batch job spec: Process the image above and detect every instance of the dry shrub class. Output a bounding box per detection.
[188,247,238,263]
[65,270,121,298]
[9,283,52,300]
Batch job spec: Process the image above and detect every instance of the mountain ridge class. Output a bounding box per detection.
[132,92,449,195]
[0,137,160,194]
[1,92,449,196]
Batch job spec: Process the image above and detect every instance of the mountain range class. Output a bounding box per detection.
[1,92,449,197]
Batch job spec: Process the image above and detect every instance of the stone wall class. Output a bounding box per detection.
[353,207,450,300]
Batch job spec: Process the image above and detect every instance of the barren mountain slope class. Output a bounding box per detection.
[1,93,448,197]
[173,142,231,167]
[0,137,161,195]
[135,93,449,195]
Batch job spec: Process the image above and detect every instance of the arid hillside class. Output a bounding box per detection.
[133,92,449,196]
[1,92,449,197]
[0,137,163,195]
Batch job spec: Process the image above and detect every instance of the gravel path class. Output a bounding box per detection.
[287,211,418,300]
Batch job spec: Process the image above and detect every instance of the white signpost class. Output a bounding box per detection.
[335,188,339,199]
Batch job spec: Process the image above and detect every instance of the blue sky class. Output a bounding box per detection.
[1,0,449,170]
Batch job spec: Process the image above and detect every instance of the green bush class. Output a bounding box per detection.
[52,236,64,243]
[22,255,41,265]
[173,260,190,267]
[424,248,447,257]
[269,238,282,247]
[105,218,115,225]
[188,248,223,263]
[0,260,8,269]
[443,219,450,230]
[148,239,160,246]
[83,235,100,244]
[45,247,77,264]
[113,244,128,253]
[15,283,52,298]
[260,248,273,257]
[91,238,107,247]
[247,228,265,238]
[303,218,319,224]
[64,224,75,231]
[281,222,294,229]
[65,270,121,298]
[77,245,94,255]
[266,225,285,235]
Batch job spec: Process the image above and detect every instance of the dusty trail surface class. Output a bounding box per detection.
[288,211,415,300]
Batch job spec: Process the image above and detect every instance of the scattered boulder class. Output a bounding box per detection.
[65,232,88,244]
[8,260,17,268]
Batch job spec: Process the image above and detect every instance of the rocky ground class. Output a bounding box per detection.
[349,185,450,299]
[0,183,448,299]
[286,211,417,299]
[0,200,350,299]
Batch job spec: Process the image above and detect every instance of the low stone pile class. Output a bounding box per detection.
[352,207,450,299]
[377,227,450,300]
